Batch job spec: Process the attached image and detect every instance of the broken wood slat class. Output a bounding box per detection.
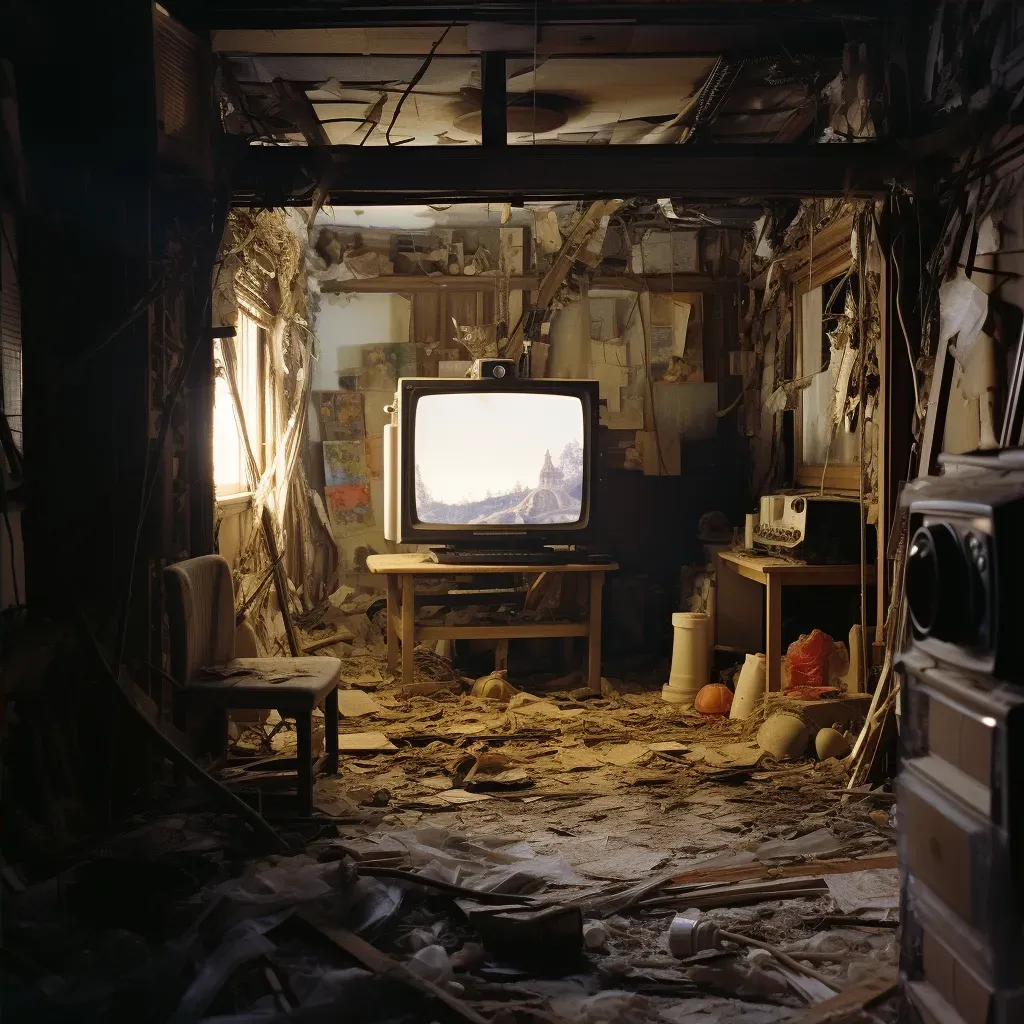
[804,915,898,930]
[261,505,301,657]
[263,962,293,1013]
[644,886,828,911]
[296,911,490,1024]
[236,556,283,626]
[86,634,288,852]
[796,968,898,1022]
[669,853,897,888]
[660,875,832,899]
[642,876,829,910]
[302,631,356,653]
[505,199,623,360]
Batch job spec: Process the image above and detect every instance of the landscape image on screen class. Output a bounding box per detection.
[414,392,584,526]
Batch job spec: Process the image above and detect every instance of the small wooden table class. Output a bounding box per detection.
[366,553,618,691]
[716,550,876,693]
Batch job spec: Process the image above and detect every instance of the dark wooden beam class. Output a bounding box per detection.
[480,51,507,149]
[231,142,913,205]
[173,2,891,30]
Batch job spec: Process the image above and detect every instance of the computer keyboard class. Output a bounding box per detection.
[432,549,589,566]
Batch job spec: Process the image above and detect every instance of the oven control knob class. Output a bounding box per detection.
[907,523,971,643]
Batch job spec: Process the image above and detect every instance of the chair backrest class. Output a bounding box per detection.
[163,554,236,686]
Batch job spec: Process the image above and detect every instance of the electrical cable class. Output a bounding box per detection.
[890,230,924,422]
[385,21,456,147]
[856,208,869,676]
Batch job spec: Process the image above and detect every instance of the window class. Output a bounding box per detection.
[790,220,861,492]
[795,271,860,490]
[1,212,22,454]
[213,312,265,498]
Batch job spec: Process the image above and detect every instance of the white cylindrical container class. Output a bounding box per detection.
[845,624,864,693]
[704,582,716,664]
[729,652,766,720]
[744,513,755,550]
[662,612,709,705]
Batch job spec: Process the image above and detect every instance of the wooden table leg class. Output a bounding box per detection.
[494,639,509,672]
[323,687,339,775]
[401,574,415,688]
[386,574,400,676]
[766,575,783,692]
[587,571,605,692]
[296,713,313,817]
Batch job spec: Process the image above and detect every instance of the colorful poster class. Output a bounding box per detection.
[315,391,365,442]
[323,441,374,527]
[361,343,418,390]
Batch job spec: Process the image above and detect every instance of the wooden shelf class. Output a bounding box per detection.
[320,273,738,295]
[367,553,616,574]
[718,550,875,587]
[321,275,536,294]
[417,622,589,640]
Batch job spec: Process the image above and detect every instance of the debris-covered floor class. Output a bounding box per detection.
[5,605,900,1024]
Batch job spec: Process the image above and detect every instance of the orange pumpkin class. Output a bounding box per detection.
[694,682,733,716]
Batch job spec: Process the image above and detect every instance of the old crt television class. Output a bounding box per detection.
[383,378,600,554]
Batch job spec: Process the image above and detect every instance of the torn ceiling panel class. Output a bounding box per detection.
[220,54,718,147]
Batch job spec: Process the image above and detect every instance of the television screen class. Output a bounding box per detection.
[413,392,586,526]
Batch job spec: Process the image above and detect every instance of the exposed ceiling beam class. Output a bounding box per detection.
[177,2,891,30]
[230,142,913,206]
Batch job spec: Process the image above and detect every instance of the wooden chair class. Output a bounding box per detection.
[163,554,340,816]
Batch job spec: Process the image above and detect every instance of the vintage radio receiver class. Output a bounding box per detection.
[753,492,867,564]
[903,452,1024,682]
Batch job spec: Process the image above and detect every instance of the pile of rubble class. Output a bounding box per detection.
[3,609,900,1023]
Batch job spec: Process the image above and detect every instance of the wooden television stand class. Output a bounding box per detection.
[366,553,618,692]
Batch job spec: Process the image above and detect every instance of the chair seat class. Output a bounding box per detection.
[185,657,341,711]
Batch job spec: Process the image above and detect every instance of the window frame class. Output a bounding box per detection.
[788,217,860,493]
[213,307,268,501]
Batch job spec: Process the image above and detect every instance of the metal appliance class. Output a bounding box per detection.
[898,450,1024,1024]
[753,492,867,564]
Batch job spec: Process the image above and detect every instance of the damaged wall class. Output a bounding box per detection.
[212,208,339,656]
[292,207,751,660]
[742,199,883,524]
[306,291,412,575]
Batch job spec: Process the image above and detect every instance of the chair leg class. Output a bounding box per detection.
[172,695,187,788]
[296,714,313,817]
[324,687,339,775]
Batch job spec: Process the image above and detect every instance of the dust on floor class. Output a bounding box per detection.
[4,625,899,1023]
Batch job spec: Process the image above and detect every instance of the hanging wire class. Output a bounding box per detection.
[385,21,456,146]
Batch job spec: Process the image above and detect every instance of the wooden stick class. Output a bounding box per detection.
[261,505,300,657]
[297,911,490,1024]
[795,969,897,1022]
[303,632,355,654]
[717,930,841,991]
[669,853,896,888]
[88,634,288,852]
[236,556,283,626]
